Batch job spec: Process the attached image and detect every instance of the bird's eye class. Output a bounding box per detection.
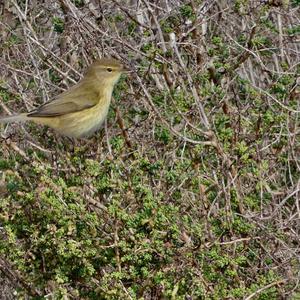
[107,68,113,72]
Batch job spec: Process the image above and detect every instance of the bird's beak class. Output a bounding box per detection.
[121,65,131,73]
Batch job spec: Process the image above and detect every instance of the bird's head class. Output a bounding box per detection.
[86,58,127,86]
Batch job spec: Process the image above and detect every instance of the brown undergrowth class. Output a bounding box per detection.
[0,0,299,299]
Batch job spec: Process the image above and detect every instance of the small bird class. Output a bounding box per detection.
[0,58,126,138]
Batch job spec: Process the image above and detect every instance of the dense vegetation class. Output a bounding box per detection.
[0,0,299,299]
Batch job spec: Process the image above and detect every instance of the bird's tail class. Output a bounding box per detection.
[0,113,28,124]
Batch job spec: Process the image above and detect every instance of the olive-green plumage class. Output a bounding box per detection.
[0,58,126,138]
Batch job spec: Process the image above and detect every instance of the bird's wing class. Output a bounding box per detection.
[27,100,95,117]
[28,85,98,117]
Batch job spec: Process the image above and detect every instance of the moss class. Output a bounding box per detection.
[52,17,64,34]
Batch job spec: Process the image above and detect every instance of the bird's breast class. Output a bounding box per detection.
[67,98,111,138]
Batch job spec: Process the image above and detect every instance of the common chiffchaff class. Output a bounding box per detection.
[0,58,126,138]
